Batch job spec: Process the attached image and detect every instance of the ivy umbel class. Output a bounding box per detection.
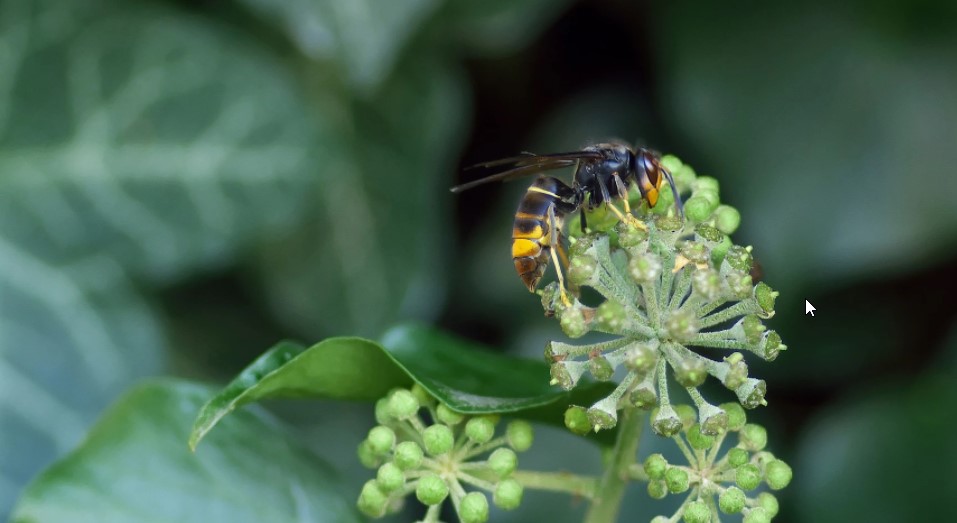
[545,154,784,437]
[357,155,792,522]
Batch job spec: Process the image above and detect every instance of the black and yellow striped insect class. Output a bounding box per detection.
[451,142,683,303]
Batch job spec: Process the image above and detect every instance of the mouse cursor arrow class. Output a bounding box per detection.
[805,300,816,316]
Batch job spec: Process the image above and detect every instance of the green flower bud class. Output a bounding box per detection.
[617,220,649,247]
[460,491,489,523]
[488,448,518,478]
[550,360,587,390]
[685,195,718,223]
[465,416,496,444]
[665,310,700,343]
[560,305,590,338]
[367,426,396,456]
[644,453,668,480]
[736,379,768,409]
[568,254,599,286]
[699,404,729,436]
[652,405,683,437]
[588,355,615,381]
[564,406,591,436]
[415,473,449,506]
[660,155,683,175]
[506,420,534,451]
[596,300,628,331]
[657,215,684,232]
[665,466,690,494]
[569,234,597,257]
[735,464,762,490]
[357,440,380,469]
[692,269,722,301]
[652,183,679,214]
[374,398,392,425]
[721,402,748,431]
[674,404,698,431]
[759,330,786,361]
[765,459,793,489]
[739,424,768,451]
[714,205,741,234]
[754,282,778,316]
[624,341,659,373]
[710,235,733,266]
[727,448,749,468]
[422,424,454,456]
[688,424,715,450]
[436,403,465,426]
[376,462,405,493]
[673,163,697,191]
[394,441,424,470]
[647,479,667,500]
[694,224,724,244]
[743,507,771,523]
[680,241,711,265]
[722,353,749,390]
[387,389,419,420]
[671,356,707,388]
[683,499,710,523]
[738,315,766,345]
[719,486,747,514]
[693,176,720,195]
[757,492,780,517]
[540,282,562,315]
[629,383,657,409]
[585,205,620,231]
[629,252,662,283]
[724,245,753,273]
[752,451,775,468]
[410,383,435,408]
[493,478,524,510]
[695,192,720,214]
[587,397,619,431]
[358,479,389,517]
[726,271,754,299]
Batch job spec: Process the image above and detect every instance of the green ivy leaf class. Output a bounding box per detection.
[235,0,576,90]
[235,0,442,91]
[188,338,411,450]
[0,0,321,283]
[11,380,360,523]
[190,324,616,449]
[0,264,163,517]
[0,0,323,516]
[257,56,468,338]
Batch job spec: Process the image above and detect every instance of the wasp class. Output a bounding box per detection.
[452,142,684,304]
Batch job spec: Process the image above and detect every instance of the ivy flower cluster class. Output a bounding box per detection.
[543,156,786,436]
[640,403,792,523]
[357,386,533,523]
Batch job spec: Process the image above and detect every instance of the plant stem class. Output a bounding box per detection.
[509,470,600,499]
[583,407,644,523]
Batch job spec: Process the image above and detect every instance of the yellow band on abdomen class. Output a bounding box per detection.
[512,238,541,258]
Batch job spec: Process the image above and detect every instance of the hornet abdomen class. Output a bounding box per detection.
[511,177,578,291]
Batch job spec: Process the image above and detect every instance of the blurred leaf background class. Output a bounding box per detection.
[2,0,956,521]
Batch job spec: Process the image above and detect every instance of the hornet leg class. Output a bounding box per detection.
[612,173,633,215]
[598,176,646,231]
[548,203,572,307]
